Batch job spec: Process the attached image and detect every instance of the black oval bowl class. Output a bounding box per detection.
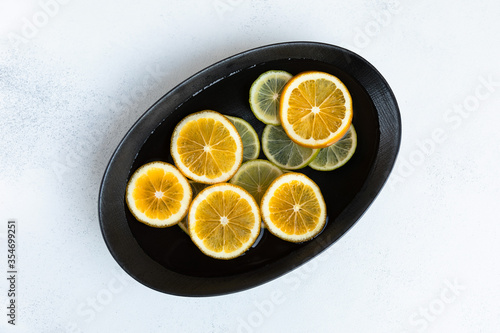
[98,42,401,296]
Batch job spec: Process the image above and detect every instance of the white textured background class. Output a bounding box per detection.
[1,0,500,332]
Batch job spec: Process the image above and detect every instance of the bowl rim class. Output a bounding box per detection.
[98,41,402,297]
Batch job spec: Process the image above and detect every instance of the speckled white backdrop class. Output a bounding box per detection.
[1,0,500,332]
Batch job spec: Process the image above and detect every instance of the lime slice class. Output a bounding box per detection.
[226,116,260,162]
[230,159,283,205]
[249,70,293,125]
[309,125,357,171]
[262,125,318,170]
[178,181,207,234]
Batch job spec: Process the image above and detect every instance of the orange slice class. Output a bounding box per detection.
[261,172,326,242]
[125,161,192,227]
[279,71,353,148]
[188,183,261,259]
[170,110,243,184]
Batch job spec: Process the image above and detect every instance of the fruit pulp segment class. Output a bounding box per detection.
[287,79,347,140]
[263,125,317,169]
[177,118,237,179]
[268,181,322,235]
[194,190,255,253]
[256,76,287,116]
[233,163,282,204]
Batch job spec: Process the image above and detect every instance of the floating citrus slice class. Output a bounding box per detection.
[189,183,261,259]
[249,70,293,125]
[262,124,318,170]
[226,116,260,161]
[309,125,357,171]
[230,159,283,205]
[125,161,192,227]
[261,172,326,242]
[280,71,353,148]
[171,110,243,184]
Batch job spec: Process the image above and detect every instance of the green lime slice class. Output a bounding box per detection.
[262,125,319,170]
[230,159,283,205]
[309,125,357,171]
[249,70,293,125]
[178,181,208,234]
[226,116,260,162]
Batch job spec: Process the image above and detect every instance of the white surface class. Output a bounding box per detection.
[1,0,500,332]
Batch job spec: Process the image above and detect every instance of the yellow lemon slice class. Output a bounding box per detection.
[171,110,243,184]
[280,71,353,148]
[125,161,192,227]
[261,172,326,242]
[188,183,261,259]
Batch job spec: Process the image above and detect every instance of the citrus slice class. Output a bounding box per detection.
[309,125,357,171]
[261,172,326,242]
[178,181,207,234]
[262,124,318,170]
[188,183,261,259]
[249,70,293,125]
[125,161,192,227]
[230,159,283,205]
[280,71,353,148]
[171,110,243,184]
[226,116,260,161]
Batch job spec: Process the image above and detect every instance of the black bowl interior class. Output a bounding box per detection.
[99,42,400,296]
[126,59,379,277]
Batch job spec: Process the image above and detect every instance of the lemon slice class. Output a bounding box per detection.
[189,183,261,259]
[230,159,283,205]
[262,124,318,170]
[170,110,243,184]
[261,172,326,242]
[309,125,357,171]
[280,71,353,148]
[125,161,192,227]
[226,116,260,162]
[178,181,207,234]
[249,70,293,125]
